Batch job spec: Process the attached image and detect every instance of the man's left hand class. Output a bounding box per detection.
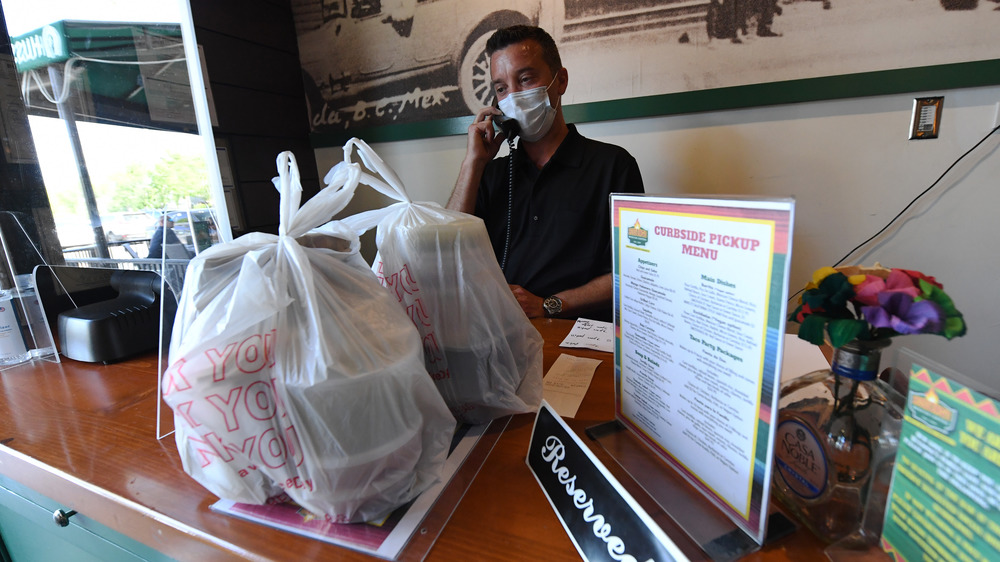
[509,285,544,318]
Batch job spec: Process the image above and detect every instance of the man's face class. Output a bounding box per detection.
[490,39,561,106]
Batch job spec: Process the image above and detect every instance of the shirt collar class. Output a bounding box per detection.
[548,124,584,169]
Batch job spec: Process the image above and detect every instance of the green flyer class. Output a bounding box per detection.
[881,362,1000,562]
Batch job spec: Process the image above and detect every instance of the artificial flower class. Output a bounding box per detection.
[811,266,839,286]
[801,272,855,315]
[789,264,965,348]
[862,292,944,335]
[917,280,967,339]
[853,269,920,307]
[900,269,942,290]
[852,275,884,307]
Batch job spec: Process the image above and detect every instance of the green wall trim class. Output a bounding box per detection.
[311,116,471,147]
[311,59,1000,148]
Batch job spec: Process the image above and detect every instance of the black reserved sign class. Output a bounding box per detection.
[526,402,687,562]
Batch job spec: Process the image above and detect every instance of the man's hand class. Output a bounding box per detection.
[447,107,508,213]
[466,106,508,163]
[508,274,613,320]
[509,284,545,318]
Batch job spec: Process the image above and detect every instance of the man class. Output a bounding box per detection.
[447,26,644,321]
[146,215,189,259]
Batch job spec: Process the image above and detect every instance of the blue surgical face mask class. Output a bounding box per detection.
[497,73,559,142]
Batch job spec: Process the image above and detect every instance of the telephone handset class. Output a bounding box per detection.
[492,113,520,139]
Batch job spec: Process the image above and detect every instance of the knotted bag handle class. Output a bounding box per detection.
[274,150,363,239]
[328,138,417,239]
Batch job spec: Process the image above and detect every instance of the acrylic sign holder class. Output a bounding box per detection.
[587,420,795,561]
[0,211,59,371]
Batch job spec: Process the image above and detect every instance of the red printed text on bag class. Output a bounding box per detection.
[163,330,306,474]
[376,261,449,381]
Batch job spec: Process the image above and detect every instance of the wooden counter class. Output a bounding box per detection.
[0,318,830,560]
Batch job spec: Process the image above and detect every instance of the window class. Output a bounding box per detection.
[0,0,228,275]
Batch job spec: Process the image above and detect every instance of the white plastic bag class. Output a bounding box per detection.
[335,139,543,424]
[162,151,455,523]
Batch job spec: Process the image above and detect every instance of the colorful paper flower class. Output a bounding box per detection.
[789,263,965,348]
[862,292,944,335]
[853,269,920,307]
[900,269,942,290]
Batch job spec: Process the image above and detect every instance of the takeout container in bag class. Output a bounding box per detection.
[336,139,543,424]
[162,151,455,523]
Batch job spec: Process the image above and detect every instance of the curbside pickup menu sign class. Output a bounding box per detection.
[610,195,795,544]
[526,401,689,562]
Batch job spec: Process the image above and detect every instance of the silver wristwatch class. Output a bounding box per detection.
[542,295,563,317]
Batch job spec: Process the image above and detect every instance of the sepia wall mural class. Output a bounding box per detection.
[290,0,1000,137]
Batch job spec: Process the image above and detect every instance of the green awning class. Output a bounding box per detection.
[11,20,188,129]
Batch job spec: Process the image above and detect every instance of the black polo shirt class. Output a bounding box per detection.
[475,125,645,307]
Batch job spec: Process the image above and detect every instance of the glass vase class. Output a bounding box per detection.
[772,339,904,544]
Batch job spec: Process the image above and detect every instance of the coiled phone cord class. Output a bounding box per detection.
[500,137,516,272]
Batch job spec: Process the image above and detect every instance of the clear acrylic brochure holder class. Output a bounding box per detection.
[0,211,59,370]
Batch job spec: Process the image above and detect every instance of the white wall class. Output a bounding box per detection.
[315,85,1000,392]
